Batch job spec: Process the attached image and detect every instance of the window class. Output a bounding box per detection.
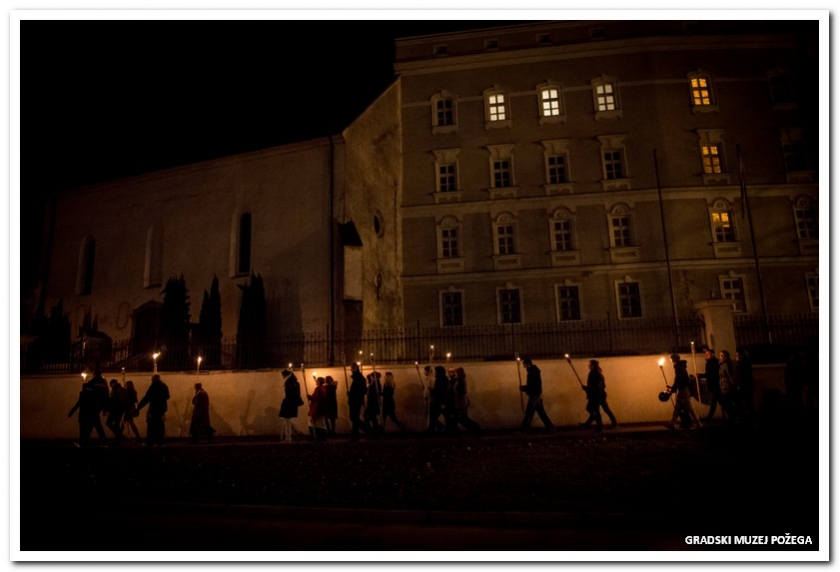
[549,207,580,265]
[606,204,639,262]
[238,213,252,275]
[439,163,457,192]
[553,218,574,251]
[616,281,642,318]
[793,196,817,240]
[687,71,717,112]
[76,237,96,296]
[436,216,465,273]
[498,287,522,324]
[486,144,516,198]
[556,285,581,321]
[710,202,735,243]
[597,134,629,190]
[433,149,461,201]
[604,150,624,180]
[541,140,574,194]
[484,87,511,129]
[431,92,457,133]
[701,144,724,174]
[591,76,621,119]
[144,224,164,288]
[547,155,568,184]
[610,212,632,247]
[493,160,512,188]
[496,223,516,255]
[805,273,818,312]
[720,275,746,312]
[441,290,465,326]
[537,82,565,124]
[768,71,796,108]
[780,128,810,173]
[441,226,460,258]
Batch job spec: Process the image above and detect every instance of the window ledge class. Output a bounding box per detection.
[436,258,465,273]
[786,171,816,184]
[601,178,632,192]
[712,241,742,258]
[608,246,640,263]
[551,250,581,266]
[434,190,462,204]
[485,119,512,130]
[595,109,623,120]
[797,238,818,255]
[702,173,733,185]
[545,183,575,196]
[539,114,567,126]
[493,254,522,270]
[432,124,458,135]
[489,186,518,199]
[691,104,720,114]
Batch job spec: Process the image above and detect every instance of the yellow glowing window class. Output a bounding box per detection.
[712,211,734,242]
[691,77,712,106]
[595,83,616,111]
[701,145,722,174]
[541,88,561,116]
[489,94,507,121]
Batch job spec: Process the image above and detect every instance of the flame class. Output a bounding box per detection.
[658,358,665,367]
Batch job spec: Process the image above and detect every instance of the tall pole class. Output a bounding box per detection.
[738,145,772,343]
[654,149,681,350]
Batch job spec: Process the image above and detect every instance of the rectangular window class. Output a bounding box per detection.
[595,83,616,111]
[805,273,818,312]
[441,228,460,258]
[557,286,581,321]
[702,144,723,174]
[721,277,745,312]
[488,94,507,121]
[436,98,454,126]
[540,88,561,117]
[496,225,515,255]
[783,141,809,172]
[604,151,623,179]
[611,216,631,247]
[691,77,712,105]
[795,207,817,239]
[547,154,567,184]
[442,291,464,326]
[438,163,457,192]
[712,211,735,242]
[499,288,522,324]
[553,220,573,251]
[493,160,512,188]
[617,282,642,318]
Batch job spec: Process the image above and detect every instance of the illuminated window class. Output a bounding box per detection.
[794,198,817,240]
[595,82,616,111]
[489,93,507,121]
[711,208,735,243]
[701,144,724,174]
[440,290,464,326]
[616,281,642,318]
[688,71,718,112]
[540,87,562,117]
[498,288,522,324]
[805,273,818,312]
[76,237,96,296]
[720,276,746,312]
[556,285,581,321]
[484,87,511,129]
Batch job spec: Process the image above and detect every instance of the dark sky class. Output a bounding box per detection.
[20,19,534,291]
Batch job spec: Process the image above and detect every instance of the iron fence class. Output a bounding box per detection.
[21,316,706,374]
[734,313,819,353]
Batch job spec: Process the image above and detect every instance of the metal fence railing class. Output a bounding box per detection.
[734,313,819,356]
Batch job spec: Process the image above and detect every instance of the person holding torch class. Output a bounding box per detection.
[664,356,702,430]
[518,358,555,433]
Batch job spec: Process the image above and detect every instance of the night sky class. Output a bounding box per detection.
[20,18,534,292]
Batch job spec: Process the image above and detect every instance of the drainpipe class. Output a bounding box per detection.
[328,137,336,366]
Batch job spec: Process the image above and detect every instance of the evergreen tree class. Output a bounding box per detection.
[160,275,191,370]
[198,275,223,368]
[236,273,267,368]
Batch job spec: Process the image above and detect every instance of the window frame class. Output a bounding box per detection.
[484,87,512,129]
[555,283,582,321]
[687,70,719,113]
[591,76,622,120]
[805,272,818,312]
[615,279,643,319]
[440,289,466,327]
[435,215,465,274]
[431,91,458,134]
[497,286,523,325]
[709,199,737,243]
[537,82,566,125]
[719,274,747,313]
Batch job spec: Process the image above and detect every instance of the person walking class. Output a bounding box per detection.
[324,375,339,437]
[450,367,481,433]
[381,371,407,433]
[88,367,109,444]
[278,369,304,443]
[347,362,370,441]
[137,374,171,446]
[718,350,739,424]
[364,371,383,437]
[105,378,127,445]
[699,348,721,423]
[307,376,329,441]
[579,360,618,431]
[67,382,98,447]
[518,358,555,432]
[189,382,215,443]
[664,359,702,430]
[122,380,142,442]
[428,365,449,434]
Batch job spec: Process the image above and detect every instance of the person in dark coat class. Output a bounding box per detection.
[189,382,215,443]
[664,359,701,430]
[88,368,109,443]
[307,376,329,441]
[278,369,304,443]
[105,378,127,444]
[700,348,721,423]
[122,380,141,441]
[364,372,383,436]
[429,365,450,434]
[137,374,171,446]
[381,372,407,433]
[67,383,98,447]
[324,375,339,436]
[347,362,370,441]
[579,360,618,431]
[450,367,481,433]
[519,358,555,432]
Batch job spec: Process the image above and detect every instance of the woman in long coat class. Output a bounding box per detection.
[190,382,215,442]
[278,369,304,443]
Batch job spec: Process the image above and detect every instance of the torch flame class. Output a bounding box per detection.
[658,358,665,367]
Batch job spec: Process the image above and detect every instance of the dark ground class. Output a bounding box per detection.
[19,421,821,553]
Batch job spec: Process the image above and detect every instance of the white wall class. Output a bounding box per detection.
[20,355,783,439]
